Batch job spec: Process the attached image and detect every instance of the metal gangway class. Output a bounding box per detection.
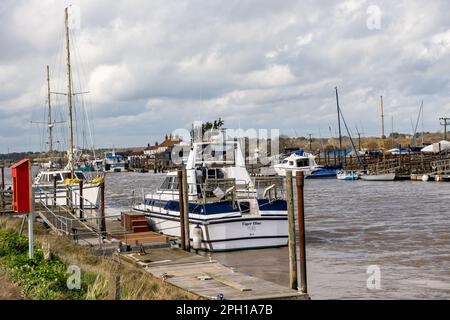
[34,185,105,246]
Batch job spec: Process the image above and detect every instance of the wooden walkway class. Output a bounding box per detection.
[121,249,308,300]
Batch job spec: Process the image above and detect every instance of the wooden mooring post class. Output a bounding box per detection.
[182,167,190,251]
[285,170,298,290]
[99,181,106,234]
[295,171,308,294]
[177,169,186,250]
[1,165,5,212]
[79,180,84,220]
[53,175,57,206]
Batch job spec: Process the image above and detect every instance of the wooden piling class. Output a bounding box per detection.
[285,170,298,290]
[114,274,121,300]
[295,171,308,294]
[182,167,190,251]
[79,180,83,220]
[53,175,57,206]
[177,170,186,250]
[1,165,4,212]
[100,181,106,234]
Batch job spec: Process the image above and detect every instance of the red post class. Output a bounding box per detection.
[295,171,308,294]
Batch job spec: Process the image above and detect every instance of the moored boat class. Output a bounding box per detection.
[132,135,288,252]
[360,173,395,181]
[274,150,333,177]
[337,170,359,180]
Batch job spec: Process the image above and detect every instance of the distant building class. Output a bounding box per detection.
[144,137,182,156]
[143,144,159,157]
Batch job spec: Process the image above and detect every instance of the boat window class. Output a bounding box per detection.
[62,173,71,180]
[296,159,309,167]
[239,201,251,214]
[74,172,86,180]
[283,160,288,164]
[160,177,171,190]
[289,161,294,166]
[160,177,179,190]
[39,175,48,183]
[169,177,179,190]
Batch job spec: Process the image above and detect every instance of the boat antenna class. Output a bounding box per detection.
[65,6,75,178]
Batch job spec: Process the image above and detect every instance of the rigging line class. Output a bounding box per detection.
[74,30,96,159]
[338,107,362,165]
[72,27,86,154]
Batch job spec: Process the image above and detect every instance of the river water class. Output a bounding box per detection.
[3,168,450,299]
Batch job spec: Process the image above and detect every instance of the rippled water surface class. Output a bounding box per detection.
[4,168,450,299]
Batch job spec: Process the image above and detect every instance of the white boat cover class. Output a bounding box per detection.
[421,140,450,153]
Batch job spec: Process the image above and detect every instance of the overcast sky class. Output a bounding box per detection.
[1,0,450,153]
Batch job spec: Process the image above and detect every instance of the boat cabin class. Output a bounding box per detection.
[34,170,86,184]
[281,157,311,168]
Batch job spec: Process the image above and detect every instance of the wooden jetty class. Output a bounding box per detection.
[121,249,308,300]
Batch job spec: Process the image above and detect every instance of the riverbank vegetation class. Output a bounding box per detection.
[0,216,195,300]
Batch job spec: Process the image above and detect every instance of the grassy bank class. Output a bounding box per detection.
[0,216,196,300]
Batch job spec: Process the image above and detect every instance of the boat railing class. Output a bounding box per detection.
[253,176,286,202]
[133,176,286,213]
[431,159,450,174]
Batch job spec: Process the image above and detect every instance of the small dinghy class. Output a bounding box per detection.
[336,170,359,180]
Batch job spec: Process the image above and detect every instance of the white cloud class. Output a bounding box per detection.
[245,65,296,87]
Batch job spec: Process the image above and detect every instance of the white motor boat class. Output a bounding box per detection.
[132,137,288,252]
[34,170,102,208]
[273,150,335,178]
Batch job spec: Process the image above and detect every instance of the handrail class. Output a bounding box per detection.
[35,185,101,238]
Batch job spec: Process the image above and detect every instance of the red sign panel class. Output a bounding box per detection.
[11,159,31,213]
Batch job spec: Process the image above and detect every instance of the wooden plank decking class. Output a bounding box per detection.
[121,249,308,300]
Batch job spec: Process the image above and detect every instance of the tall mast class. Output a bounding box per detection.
[335,87,343,162]
[65,7,74,177]
[380,96,385,149]
[46,65,53,153]
[421,100,424,146]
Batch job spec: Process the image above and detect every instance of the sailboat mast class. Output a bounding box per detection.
[46,65,53,153]
[65,7,74,177]
[335,87,343,162]
[380,96,385,148]
[421,100,424,146]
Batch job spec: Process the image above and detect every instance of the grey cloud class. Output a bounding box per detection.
[1,0,450,152]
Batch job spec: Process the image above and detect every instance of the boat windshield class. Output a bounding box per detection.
[75,172,86,180]
[296,159,309,167]
[60,172,85,180]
